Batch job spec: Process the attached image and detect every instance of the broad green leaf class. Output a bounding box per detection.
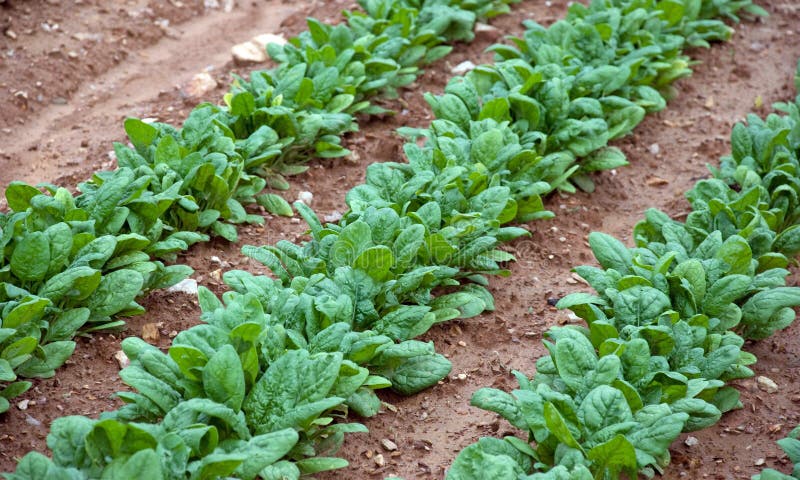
[87,270,144,318]
[587,434,637,478]
[243,350,343,433]
[353,246,394,281]
[256,194,294,217]
[543,402,582,451]
[124,118,158,151]
[588,232,631,275]
[11,232,50,282]
[202,344,246,412]
[5,182,42,212]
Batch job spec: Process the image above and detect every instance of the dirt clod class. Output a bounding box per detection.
[141,323,160,343]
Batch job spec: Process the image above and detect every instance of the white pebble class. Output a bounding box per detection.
[381,439,398,451]
[451,60,477,76]
[231,41,267,64]
[251,33,287,49]
[184,72,218,99]
[323,211,343,223]
[166,278,198,295]
[757,376,779,394]
[114,350,130,369]
[297,191,313,206]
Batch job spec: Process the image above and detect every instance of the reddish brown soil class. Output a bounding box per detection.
[1,0,799,478]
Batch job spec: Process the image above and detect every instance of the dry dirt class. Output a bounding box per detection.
[0,0,799,478]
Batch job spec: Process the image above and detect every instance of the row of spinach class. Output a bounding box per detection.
[1,0,767,478]
[0,0,519,414]
[446,62,800,479]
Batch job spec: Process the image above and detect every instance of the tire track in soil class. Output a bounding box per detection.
[0,0,304,189]
[0,0,315,469]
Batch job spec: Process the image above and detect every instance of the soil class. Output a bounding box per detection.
[1,0,799,478]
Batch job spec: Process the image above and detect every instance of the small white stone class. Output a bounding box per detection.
[17,399,29,410]
[684,436,698,447]
[297,191,313,206]
[251,33,287,50]
[451,60,476,76]
[755,458,765,466]
[114,350,130,369]
[25,414,41,427]
[323,211,343,223]
[210,256,230,268]
[232,41,266,64]
[757,376,779,394]
[474,22,500,41]
[154,18,170,31]
[184,72,217,99]
[373,454,385,467]
[141,117,159,124]
[381,439,398,451]
[649,143,660,155]
[457,373,467,381]
[167,278,199,295]
[72,32,103,42]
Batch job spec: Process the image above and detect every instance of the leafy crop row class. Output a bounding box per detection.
[447,63,800,479]
[2,0,767,478]
[0,0,517,414]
